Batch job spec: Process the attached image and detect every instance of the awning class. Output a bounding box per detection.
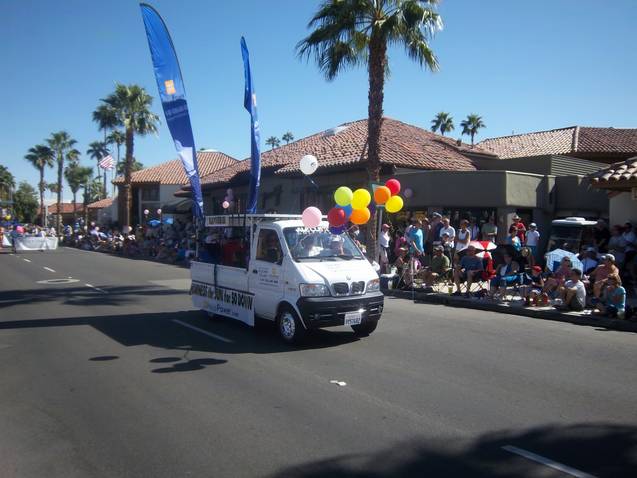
[160,198,193,214]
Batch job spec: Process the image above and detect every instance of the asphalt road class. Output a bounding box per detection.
[1,247,636,478]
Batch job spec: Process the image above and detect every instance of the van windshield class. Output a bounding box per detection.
[283,227,364,261]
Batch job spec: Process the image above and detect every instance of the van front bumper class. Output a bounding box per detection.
[296,292,384,329]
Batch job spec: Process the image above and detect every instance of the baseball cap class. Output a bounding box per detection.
[382,223,390,229]
[529,222,537,228]
[603,253,615,262]
[432,212,442,218]
[532,266,542,274]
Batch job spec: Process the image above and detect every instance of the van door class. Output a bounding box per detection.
[249,227,285,319]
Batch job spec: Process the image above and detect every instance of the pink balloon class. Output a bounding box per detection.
[302,207,322,228]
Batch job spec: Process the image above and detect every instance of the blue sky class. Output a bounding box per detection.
[2,0,636,201]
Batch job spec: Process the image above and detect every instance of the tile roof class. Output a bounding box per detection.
[86,197,115,209]
[113,151,237,185]
[589,156,637,187]
[197,118,493,188]
[478,126,637,159]
[48,203,84,214]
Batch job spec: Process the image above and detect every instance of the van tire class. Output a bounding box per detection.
[277,307,306,344]
[352,320,378,337]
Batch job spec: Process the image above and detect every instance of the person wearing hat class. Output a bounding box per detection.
[378,223,391,273]
[511,214,526,243]
[419,245,451,288]
[579,247,599,275]
[525,222,540,259]
[520,265,545,306]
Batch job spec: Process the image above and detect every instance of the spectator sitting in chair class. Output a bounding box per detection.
[419,245,451,289]
[489,252,520,300]
[555,268,586,312]
[452,245,483,297]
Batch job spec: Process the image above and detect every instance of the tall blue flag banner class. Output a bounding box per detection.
[140,3,203,218]
[241,37,261,214]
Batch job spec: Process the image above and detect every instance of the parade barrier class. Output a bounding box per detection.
[2,235,11,248]
[14,236,58,251]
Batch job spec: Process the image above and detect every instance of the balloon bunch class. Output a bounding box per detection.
[374,178,404,213]
[300,178,405,232]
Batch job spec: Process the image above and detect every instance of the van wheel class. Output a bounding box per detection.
[277,307,306,344]
[352,320,378,337]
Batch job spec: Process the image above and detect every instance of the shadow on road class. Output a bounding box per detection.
[0,310,361,357]
[0,285,184,308]
[268,423,637,478]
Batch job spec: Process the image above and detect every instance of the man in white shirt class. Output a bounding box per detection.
[557,268,586,311]
[525,222,540,260]
[378,223,391,272]
[439,217,455,242]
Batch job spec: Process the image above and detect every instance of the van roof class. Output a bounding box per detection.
[204,214,329,228]
[551,217,598,226]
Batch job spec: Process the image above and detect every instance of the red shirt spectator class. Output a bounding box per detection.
[512,215,526,243]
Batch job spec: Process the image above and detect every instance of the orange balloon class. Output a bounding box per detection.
[350,207,371,225]
[374,186,391,205]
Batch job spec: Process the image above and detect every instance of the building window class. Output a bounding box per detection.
[141,187,159,201]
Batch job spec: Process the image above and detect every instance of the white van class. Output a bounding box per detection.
[190,214,384,343]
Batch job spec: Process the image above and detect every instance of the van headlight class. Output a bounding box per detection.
[299,283,329,297]
[366,278,380,292]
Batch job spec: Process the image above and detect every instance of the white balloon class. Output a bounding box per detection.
[300,154,318,175]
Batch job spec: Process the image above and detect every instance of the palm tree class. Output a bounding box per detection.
[24,144,54,226]
[282,132,294,144]
[116,158,144,176]
[87,140,111,198]
[64,164,93,224]
[93,83,159,229]
[460,114,486,145]
[265,136,280,150]
[298,0,442,256]
[430,112,454,136]
[47,131,78,233]
[0,165,15,201]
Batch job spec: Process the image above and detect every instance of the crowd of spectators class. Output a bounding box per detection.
[376,213,635,319]
[63,218,197,265]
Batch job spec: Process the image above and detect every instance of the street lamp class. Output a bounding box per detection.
[157,208,162,238]
[143,209,149,228]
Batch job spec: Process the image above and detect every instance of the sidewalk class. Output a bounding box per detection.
[383,288,637,333]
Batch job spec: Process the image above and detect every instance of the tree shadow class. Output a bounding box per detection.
[89,355,119,361]
[0,285,184,309]
[268,423,637,478]
[0,310,361,356]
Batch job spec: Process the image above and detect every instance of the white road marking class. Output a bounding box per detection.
[172,319,234,343]
[9,253,14,256]
[23,258,31,263]
[85,283,107,294]
[43,267,56,273]
[329,380,347,386]
[502,445,596,478]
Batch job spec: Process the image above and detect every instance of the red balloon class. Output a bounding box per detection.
[327,207,346,227]
[385,178,401,196]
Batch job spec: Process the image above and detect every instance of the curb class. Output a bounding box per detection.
[383,289,637,333]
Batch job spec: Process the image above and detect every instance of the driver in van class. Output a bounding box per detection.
[321,236,345,256]
[264,232,281,263]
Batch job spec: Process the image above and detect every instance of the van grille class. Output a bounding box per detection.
[351,281,365,295]
[333,283,349,296]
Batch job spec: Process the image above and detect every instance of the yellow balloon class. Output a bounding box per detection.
[351,188,371,210]
[385,195,403,213]
[334,186,353,206]
[5,215,11,220]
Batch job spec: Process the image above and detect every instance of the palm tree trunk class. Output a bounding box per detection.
[123,127,134,229]
[56,152,63,235]
[471,132,475,145]
[72,191,77,224]
[366,33,387,262]
[39,167,45,227]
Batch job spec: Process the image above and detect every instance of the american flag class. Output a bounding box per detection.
[98,155,115,170]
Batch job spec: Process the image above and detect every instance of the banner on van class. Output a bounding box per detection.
[190,280,255,326]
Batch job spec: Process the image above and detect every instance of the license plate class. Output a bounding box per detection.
[344,311,362,326]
